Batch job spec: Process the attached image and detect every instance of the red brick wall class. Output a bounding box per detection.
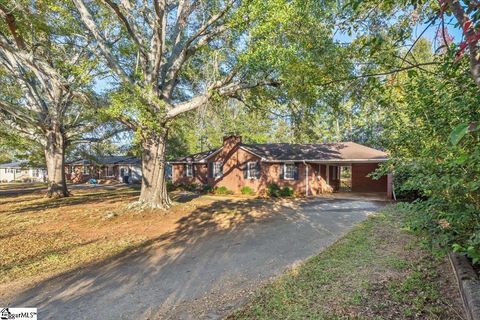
[351,163,387,192]
[172,136,387,195]
[173,163,209,185]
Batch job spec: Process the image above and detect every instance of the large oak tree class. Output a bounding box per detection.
[72,0,338,208]
[0,1,96,196]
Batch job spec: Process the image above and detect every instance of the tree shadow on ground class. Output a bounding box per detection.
[9,196,382,319]
[5,187,140,215]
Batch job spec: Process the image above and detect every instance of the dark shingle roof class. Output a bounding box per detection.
[170,149,219,163]
[67,156,140,166]
[0,161,30,168]
[241,142,387,161]
[172,141,387,163]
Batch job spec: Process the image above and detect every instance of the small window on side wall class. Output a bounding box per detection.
[246,161,260,179]
[185,164,193,177]
[213,162,223,178]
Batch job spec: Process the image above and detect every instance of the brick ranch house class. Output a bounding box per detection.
[171,135,392,198]
[65,156,142,184]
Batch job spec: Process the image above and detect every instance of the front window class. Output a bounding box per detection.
[213,162,223,178]
[186,164,193,177]
[246,162,259,179]
[83,165,90,175]
[284,163,296,180]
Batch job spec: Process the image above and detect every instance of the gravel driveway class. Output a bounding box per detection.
[8,197,384,319]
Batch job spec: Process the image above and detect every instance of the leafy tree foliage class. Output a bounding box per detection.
[72,0,348,208]
[0,0,97,196]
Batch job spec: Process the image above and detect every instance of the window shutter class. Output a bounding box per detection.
[280,164,284,180]
[220,163,224,177]
[243,163,248,179]
[256,162,261,179]
[192,164,196,177]
[294,164,299,180]
[183,164,187,177]
[208,162,213,178]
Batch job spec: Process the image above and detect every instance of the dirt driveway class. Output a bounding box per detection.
[7,197,384,319]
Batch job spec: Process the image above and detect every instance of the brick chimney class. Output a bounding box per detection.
[222,135,242,155]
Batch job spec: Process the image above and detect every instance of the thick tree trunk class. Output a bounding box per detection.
[138,131,172,209]
[45,128,69,198]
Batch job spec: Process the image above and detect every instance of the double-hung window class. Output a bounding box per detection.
[185,164,193,177]
[246,161,259,179]
[213,162,223,178]
[284,163,296,180]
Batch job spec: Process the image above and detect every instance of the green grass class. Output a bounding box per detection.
[231,208,463,319]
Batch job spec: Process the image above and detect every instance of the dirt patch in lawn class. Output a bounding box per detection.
[230,207,465,320]
[0,186,280,301]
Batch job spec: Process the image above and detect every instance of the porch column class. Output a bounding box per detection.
[326,164,330,185]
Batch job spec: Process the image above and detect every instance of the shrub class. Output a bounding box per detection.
[267,183,294,197]
[267,183,282,197]
[202,185,214,193]
[280,186,294,197]
[213,186,233,195]
[166,180,175,192]
[240,186,255,195]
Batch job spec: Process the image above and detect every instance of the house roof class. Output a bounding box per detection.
[0,161,42,168]
[241,142,388,162]
[171,141,388,163]
[169,149,219,163]
[67,156,140,166]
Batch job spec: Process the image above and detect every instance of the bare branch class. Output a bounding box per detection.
[101,0,147,58]
[72,0,132,84]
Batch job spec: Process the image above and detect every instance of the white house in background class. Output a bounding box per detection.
[0,161,47,183]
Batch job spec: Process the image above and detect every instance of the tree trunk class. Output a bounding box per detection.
[45,128,69,197]
[447,0,480,88]
[138,131,172,209]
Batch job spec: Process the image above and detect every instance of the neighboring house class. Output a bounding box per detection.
[0,161,47,183]
[65,156,142,184]
[171,135,392,198]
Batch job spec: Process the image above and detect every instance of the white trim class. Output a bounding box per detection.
[213,161,223,178]
[246,161,258,179]
[185,163,193,177]
[283,163,295,180]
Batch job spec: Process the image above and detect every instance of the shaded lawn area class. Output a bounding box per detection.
[0,183,47,190]
[230,208,464,320]
[0,185,267,300]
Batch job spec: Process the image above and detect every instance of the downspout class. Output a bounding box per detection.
[303,160,308,197]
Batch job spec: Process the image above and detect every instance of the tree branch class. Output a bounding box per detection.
[0,4,26,50]
[72,0,132,84]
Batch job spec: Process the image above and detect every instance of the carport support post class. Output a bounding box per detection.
[304,161,309,196]
[387,173,393,200]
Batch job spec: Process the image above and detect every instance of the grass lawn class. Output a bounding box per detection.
[230,208,464,320]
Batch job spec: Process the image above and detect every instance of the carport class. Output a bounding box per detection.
[306,159,392,200]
